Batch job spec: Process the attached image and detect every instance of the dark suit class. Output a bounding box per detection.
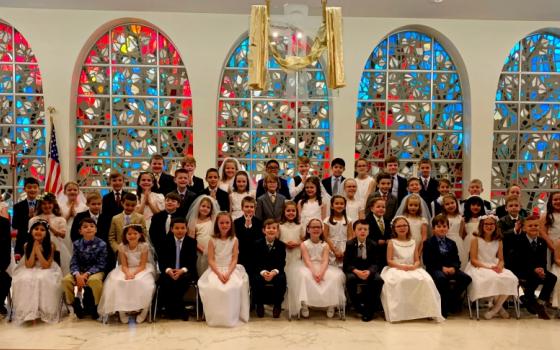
[365,212,391,266]
[201,187,230,212]
[70,210,101,242]
[187,176,205,196]
[150,210,183,260]
[171,189,197,216]
[0,216,11,307]
[423,236,471,317]
[152,172,176,196]
[157,234,198,317]
[12,200,35,255]
[419,177,439,206]
[99,191,128,243]
[498,215,522,269]
[343,238,383,317]
[370,190,398,221]
[390,174,408,206]
[255,193,286,222]
[430,197,444,217]
[252,238,286,307]
[256,178,291,200]
[233,216,263,275]
[495,205,528,219]
[322,176,346,197]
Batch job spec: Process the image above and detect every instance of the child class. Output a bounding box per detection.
[461,179,492,213]
[298,176,327,227]
[11,220,62,324]
[418,158,439,206]
[157,217,198,321]
[400,194,429,254]
[108,193,147,255]
[230,171,255,220]
[423,214,472,318]
[218,157,241,193]
[495,184,527,218]
[384,156,408,205]
[342,178,364,223]
[172,168,198,216]
[253,219,287,318]
[150,154,175,195]
[395,177,432,221]
[343,219,383,322]
[181,155,204,195]
[463,195,485,261]
[354,158,376,208]
[256,159,291,199]
[198,212,250,327]
[58,181,88,252]
[62,218,107,319]
[431,178,452,217]
[372,172,398,221]
[289,156,313,201]
[380,216,443,323]
[365,196,391,265]
[186,195,218,276]
[13,177,40,256]
[202,168,230,212]
[542,191,560,253]
[499,195,524,268]
[322,158,346,197]
[70,191,102,242]
[98,224,156,323]
[512,215,557,319]
[324,195,353,267]
[288,218,346,318]
[464,214,518,319]
[99,171,128,237]
[150,192,182,259]
[136,172,165,229]
[233,196,262,276]
[256,173,286,222]
[279,201,304,267]
[441,194,467,269]
[550,239,560,312]
[0,213,10,315]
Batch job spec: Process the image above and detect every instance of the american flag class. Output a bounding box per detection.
[45,123,63,194]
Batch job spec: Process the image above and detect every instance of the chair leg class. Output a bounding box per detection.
[195,285,200,321]
[7,291,13,322]
[475,299,480,321]
[467,296,473,319]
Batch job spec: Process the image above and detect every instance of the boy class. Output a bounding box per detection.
[364,196,391,265]
[108,193,147,254]
[157,217,197,320]
[234,196,263,276]
[495,184,527,218]
[150,192,183,258]
[100,171,128,236]
[252,219,286,318]
[201,168,230,212]
[461,179,492,213]
[181,155,204,195]
[62,218,107,319]
[512,215,556,319]
[343,219,383,321]
[423,214,471,318]
[256,159,291,199]
[418,158,439,205]
[431,178,452,217]
[322,157,346,197]
[499,195,524,269]
[289,156,312,201]
[384,156,407,206]
[172,168,198,216]
[13,177,40,255]
[256,174,286,222]
[370,172,397,220]
[71,191,103,242]
[0,213,10,314]
[150,154,175,195]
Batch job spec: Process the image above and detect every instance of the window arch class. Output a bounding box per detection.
[355,30,464,186]
[76,23,193,192]
[217,27,331,178]
[492,31,560,212]
[0,21,46,198]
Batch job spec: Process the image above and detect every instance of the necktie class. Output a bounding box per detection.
[333,177,340,195]
[378,217,385,232]
[92,215,98,224]
[531,240,537,251]
[423,178,429,189]
[175,239,182,269]
[165,214,172,233]
[268,243,273,252]
[359,243,366,259]
[29,200,36,208]
[180,193,185,202]
[438,238,448,254]
[392,176,398,197]
[271,194,276,204]
[155,174,160,188]
[381,193,387,201]
[115,192,121,207]
[125,215,131,225]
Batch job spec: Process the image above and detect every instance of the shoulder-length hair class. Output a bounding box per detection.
[213,212,235,239]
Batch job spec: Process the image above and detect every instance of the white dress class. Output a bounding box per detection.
[97,242,156,315]
[11,256,63,325]
[345,198,363,223]
[230,191,255,220]
[447,215,467,269]
[545,212,560,268]
[218,179,234,194]
[324,218,348,267]
[380,239,444,322]
[136,192,165,229]
[279,222,303,267]
[464,218,480,264]
[58,196,88,256]
[198,237,250,327]
[195,220,214,276]
[30,215,71,275]
[406,216,428,247]
[355,176,374,207]
[300,199,322,227]
[551,262,560,307]
[287,240,346,316]
[464,238,518,301]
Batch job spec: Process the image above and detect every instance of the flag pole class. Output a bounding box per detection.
[47,106,56,194]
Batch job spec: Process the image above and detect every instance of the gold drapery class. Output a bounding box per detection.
[325,7,345,89]
[248,5,269,90]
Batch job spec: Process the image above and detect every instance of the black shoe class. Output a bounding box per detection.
[536,304,551,320]
[181,311,190,321]
[0,304,7,315]
[73,299,84,319]
[525,302,538,315]
[256,304,265,318]
[361,314,373,322]
[273,305,281,318]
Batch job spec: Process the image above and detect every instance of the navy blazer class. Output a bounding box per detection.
[201,187,230,212]
[253,238,286,277]
[234,216,263,274]
[158,234,198,282]
[512,234,549,279]
[152,172,176,196]
[419,177,439,205]
[187,176,205,196]
[423,235,461,272]
[343,238,380,275]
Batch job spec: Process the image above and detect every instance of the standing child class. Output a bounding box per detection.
[202,168,230,212]
[463,195,485,261]
[289,156,313,202]
[256,174,286,222]
[181,155,205,195]
[218,157,241,193]
[11,220,62,324]
[342,178,364,223]
[365,196,391,266]
[324,195,353,267]
[233,196,262,276]
[372,173,398,221]
[108,193,147,255]
[13,177,40,256]
[198,212,250,327]
[384,156,408,206]
[171,168,198,217]
[431,179,452,217]
[400,194,429,254]
[395,177,432,222]
[149,192,182,259]
[442,194,467,269]
[354,158,376,208]
[495,184,527,218]
[461,179,492,213]
[230,171,255,220]
[322,158,346,197]
[541,191,560,255]
[99,171,128,241]
[298,176,327,227]
[150,154,175,195]
[70,191,103,242]
[279,201,304,267]
[98,224,156,324]
[499,195,524,269]
[187,195,219,276]
[136,172,165,229]
[58,181,88,253]
[418,158,439,206]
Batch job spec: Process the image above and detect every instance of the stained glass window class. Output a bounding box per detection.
[76,24,193,192]
[217,27,331,179]
[492,32,560,212]
[0,21,46,199]
[355,31,464,187]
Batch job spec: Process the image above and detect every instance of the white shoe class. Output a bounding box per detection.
[119,311,128,324]
[326,306,335,318]
[483,310,495,320]
[498,308,510,319]
[136,308,149,323]
[301,304,310,318]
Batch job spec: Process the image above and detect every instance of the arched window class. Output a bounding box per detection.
[0,21,45,198]
[217,28,331,178]
[492,31,560,212]
[355,30,464,186]
[76,23,193,192]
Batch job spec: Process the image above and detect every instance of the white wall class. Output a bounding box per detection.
[1,7,558,200]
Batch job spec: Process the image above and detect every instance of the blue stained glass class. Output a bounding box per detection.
[433,40,457,71]
[522,33,560,73]
[388,31,432,70]
[364,39,387,70]
[503,42,520,72]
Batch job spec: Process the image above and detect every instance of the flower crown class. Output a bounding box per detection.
[479,214,499,221]
[390,215,409,226]
[36,192,56,202]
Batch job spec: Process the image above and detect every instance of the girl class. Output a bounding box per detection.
[463,195,485,261]
[354,158,376,208]
[401,194,428,254]
[464,215,518,319]
[542,192,560,253]
[324,195,353,267]
[551,239,560,312]
[135,172,165,229]
[442,194,467,269]
[187,195,219,276]
[230,171,255,220]
[279,201,304,267]
[11,220,62,325]
[288,218,346,318]
[342,178,364,222]
[218,157,241,193]
[197,212,250,327]
[380,216,444,323]
[298,176,327,228]
[57,181,88,255]
[97,224,156,324]
[31,193,70,275]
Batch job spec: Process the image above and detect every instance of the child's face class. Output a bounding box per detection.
[372,200,386,217]
[470,203,482,215]
[344,180,357,197]
[123,199,137,214]
[482,218,497,236]
[266,179,278,192]
[139,174,153,190]
[206,172,219,188]
[31,225,47,241]
[393,219,409,239]
[378,178,392,193]
[332,197,346,214]
[506,201,521,217]
[165,198,180,212]
[235,175,248,191]
[88,199,102,214]
[468,183,482,195]
[304,182,316,196]
[443,197,457,214]
[419,163,431,178]
[172,223,188,240]
[65,184,79,199]
[524,219,540,238]
[199,200,212,217]
[508,186,521,198]
[385,162,398,175]
[217,215,232,236]
[24,184,39,199]
[150,159,164,174]
[175,172,189,188]
[263,224,279,242]
[298,163,311,175]
[354,223,369,241]
[126,228,140,244]
[80,222,97,240]
[307,220,322,240]
[266,162,280,175]
[433,222,448,238]
[224,162,237,179]
[408,180,421,193]
[242,202,255,217]
[41,201,54,214]
[355,160,368,175]
[332,164,345,177]
[552,193,560,211]
[438,183,450,195]
[183,162,196,173]
[407,199,420,214]
[284,205,297,221]
[110,176,124,191]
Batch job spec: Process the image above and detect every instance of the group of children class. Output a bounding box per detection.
[2,153,560,327]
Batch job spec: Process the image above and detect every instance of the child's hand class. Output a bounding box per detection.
[335,250,344,259]
[125,272,135,280]
[379,239,386,245]
[76,273,87,287]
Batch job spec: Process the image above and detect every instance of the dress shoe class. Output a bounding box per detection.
[181,311,190,321]
[326,306,335,318]
[272,305,281,318]
[73,299,84,319]
[361,314,373,322]
[0,304,8,315]
[536,304,550,320]
[119,311,129,324]
[136,308,149,323]
[256,304,265,318]
[300,304,310,318]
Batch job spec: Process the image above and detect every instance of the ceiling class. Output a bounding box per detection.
[0,0,559,21]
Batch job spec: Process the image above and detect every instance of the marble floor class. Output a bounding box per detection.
[0,309,558,350]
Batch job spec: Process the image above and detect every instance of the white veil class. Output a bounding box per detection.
[395,193,432,223]
[186,195,220,233]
